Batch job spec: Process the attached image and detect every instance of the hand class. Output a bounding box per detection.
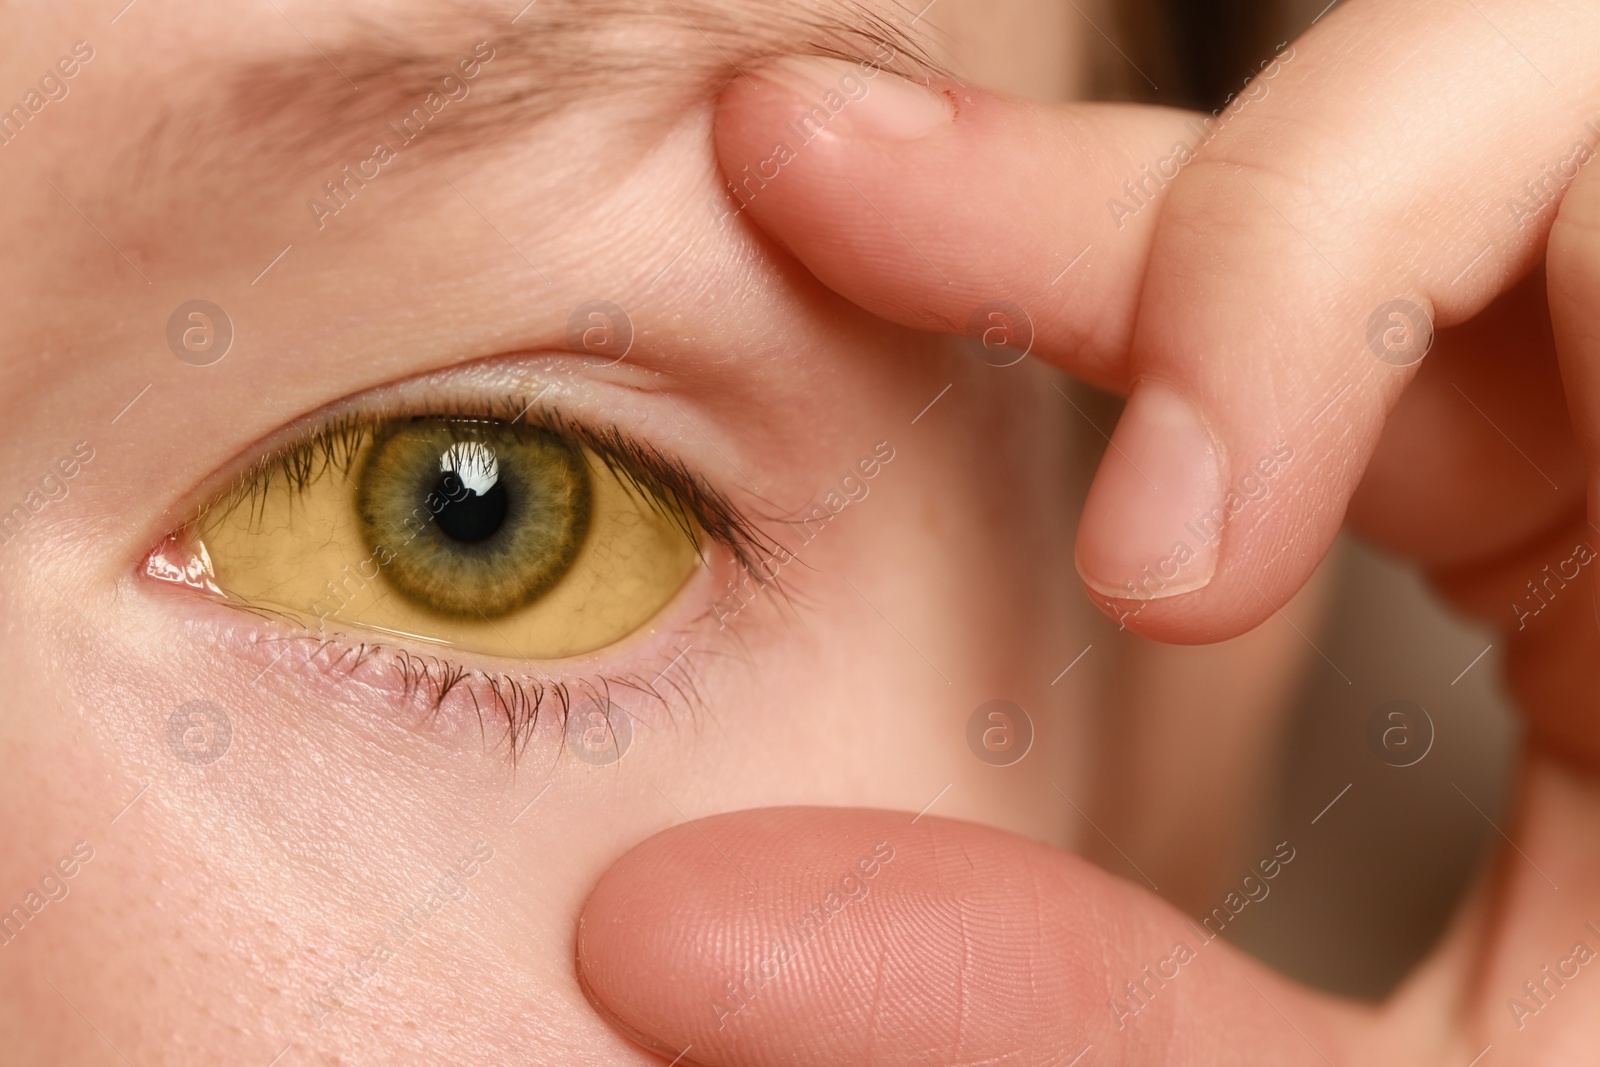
[569,7,1600,1059]
[710,7,1600,757]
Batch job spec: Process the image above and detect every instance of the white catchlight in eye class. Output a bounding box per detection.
[441,441,500,497]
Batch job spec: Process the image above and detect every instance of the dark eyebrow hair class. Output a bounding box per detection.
[163,0,941,180]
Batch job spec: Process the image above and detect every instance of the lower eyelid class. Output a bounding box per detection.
[163,539,731,762]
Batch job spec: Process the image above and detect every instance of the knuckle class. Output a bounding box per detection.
[1160,111,1419,277]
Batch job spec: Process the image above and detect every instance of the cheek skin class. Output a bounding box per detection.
[627,331,1093,845]
[0,585,663,1064]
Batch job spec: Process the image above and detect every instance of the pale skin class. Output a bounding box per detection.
[0,1,1581,1066]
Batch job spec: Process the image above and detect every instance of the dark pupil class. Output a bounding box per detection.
[434,470,509,544]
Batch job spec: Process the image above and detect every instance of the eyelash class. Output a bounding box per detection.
[179,393,780,760]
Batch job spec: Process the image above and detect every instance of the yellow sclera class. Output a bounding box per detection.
[198,431,702,660]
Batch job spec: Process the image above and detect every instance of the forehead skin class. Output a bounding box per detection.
[0,1,1088,1065]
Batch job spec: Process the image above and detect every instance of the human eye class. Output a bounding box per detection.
[143,390,770,746]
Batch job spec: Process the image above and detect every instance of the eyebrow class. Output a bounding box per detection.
[164,0,939,182]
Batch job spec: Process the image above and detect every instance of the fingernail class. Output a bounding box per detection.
[1076,383,1225,601]
[752,55,953,141]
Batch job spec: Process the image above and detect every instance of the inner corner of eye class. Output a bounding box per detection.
[157,416,705,661]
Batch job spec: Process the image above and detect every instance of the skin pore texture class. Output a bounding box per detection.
[0,1,1327,1064]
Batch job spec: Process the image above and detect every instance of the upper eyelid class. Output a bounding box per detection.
[146,350,683,528]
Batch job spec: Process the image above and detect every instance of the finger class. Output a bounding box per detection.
[576,807,1363,1067]
[1530,141,1600,762]
[1071,2,1600,641]
[712,55,1204,391]
[1388,751,1600,1051]
[1428,507,1600,765]
[1548,119,1600,553]
[1349,267,1584,570]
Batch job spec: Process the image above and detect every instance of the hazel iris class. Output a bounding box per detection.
[356,419,591,619]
